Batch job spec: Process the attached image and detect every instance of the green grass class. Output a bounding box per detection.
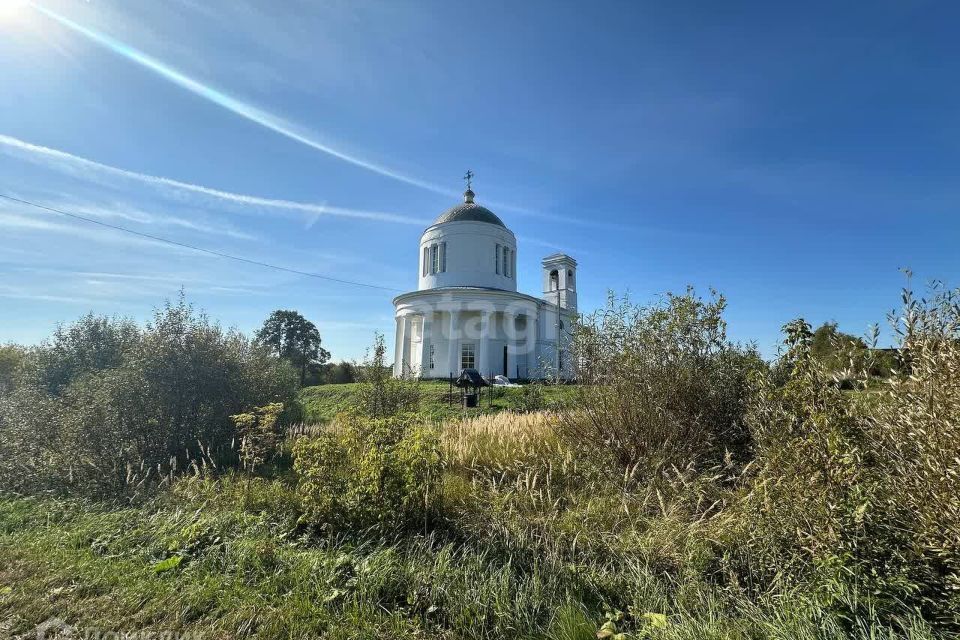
[0,467,942,639]
[298,381,578,424]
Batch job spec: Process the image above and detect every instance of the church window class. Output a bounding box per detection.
[549,269,559,291]
[495,244,501,274]
[429,344,435,370]
[512,250,517,279]
[460,343,475,370]
[428,243,446,275]
[503,247,510,278]
[422,247,429,276]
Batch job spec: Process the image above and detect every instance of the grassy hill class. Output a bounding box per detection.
[3,411,941,639]
[3,288,957,639]
[297,380,577,424]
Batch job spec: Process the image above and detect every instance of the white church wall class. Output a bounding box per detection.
[419,221,517,291]
[398,302,532,376]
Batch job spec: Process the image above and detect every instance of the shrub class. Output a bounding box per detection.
[516,382,546,413]
[864,284,960,622]
[0,385,61,494]
[722,318,870,596]
[559,289,764,478]
[353,332,420,418]
[232,403,285,475]
[17,313,141,395]
[0,296,299,498]
[0,344,24,395]
[293,412,440,532]
[723,284,960,626]
[318,361,358,385]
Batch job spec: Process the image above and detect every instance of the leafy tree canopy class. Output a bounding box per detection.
[256,310,330,385]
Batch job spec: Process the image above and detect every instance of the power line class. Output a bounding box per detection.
[0,193,403,293]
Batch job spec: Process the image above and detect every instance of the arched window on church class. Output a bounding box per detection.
[549,269,559,291]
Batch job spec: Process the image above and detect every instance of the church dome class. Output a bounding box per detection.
[418,180,517,293]
[430,187,507,228]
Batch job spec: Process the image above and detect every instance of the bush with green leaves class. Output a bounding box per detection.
[0,344,25,395]
[722,283,960,626]
[319,360,357,385]
[560,289,765,478]
[232,403,285,475]
[293,412,440,532]
[353,332,421,418]
[721,318,871,592]
[0,297,298,497]
[516,381,546,413]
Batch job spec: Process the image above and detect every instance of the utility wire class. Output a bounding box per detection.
[0,192,403,293]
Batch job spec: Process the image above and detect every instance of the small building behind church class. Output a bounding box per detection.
[393,181,577,380]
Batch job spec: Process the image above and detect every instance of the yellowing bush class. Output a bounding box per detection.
[292,412,440,531]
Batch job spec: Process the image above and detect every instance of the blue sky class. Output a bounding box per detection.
[1,0,958,360]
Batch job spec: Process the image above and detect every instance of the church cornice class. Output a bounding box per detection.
[392,286,551,308]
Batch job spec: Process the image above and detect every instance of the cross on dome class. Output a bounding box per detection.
[462,169,476,204]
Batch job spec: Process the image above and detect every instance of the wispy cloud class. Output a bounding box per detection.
[3,265,271,303]
[30,3,457,198]
[0,205,211,255]
[0,133,431,226]
[0,284,97,305]
[2,265,391,308]
[10,266,258,288]
[26,5,598,230]
[517,235,587,255]
[104,205,252,239]
[53,200,258,240]
[1,131,625,236]
[489,198,629,231]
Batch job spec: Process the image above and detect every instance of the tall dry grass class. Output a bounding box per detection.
[442,411,569,469]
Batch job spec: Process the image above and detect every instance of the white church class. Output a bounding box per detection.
[393,177,577,380]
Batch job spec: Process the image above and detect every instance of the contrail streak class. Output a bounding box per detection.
[0,133,430,226]
[29,2,456,198]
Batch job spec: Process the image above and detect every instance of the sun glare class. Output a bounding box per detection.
[0,0,29,23]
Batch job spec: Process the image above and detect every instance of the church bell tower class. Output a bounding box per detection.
[542,253,577,312]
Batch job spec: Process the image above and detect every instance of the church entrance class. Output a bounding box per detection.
[503,345,508,378]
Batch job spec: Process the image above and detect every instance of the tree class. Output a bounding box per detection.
[321,361,357,385]
[808,322,882,385]
[811,322,867,364]
[256,310,330,385]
